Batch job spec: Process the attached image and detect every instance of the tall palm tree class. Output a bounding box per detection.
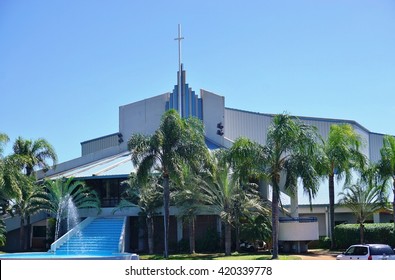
[227,137,266,251]
[202,150,265,256]
[263,114,323,259]
[12,136,57,177]
[128,109,208,258]
[41,177,100,240]
[378,135,395,227]
[338,178,388,244]
[321,123,365,248]
[116,174,163,254]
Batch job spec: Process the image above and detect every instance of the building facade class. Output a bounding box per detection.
[2,66,392,253]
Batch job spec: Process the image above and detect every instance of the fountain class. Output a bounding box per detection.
[0,195,138,260]
[54,195,81,242]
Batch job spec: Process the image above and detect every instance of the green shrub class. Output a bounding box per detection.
[318,236,331,249]
[177,238,189,253]
[334,223,395,249]
[196,228,220,252]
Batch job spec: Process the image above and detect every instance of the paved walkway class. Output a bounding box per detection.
[293,249,338,260]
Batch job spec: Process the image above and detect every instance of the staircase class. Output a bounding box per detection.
[55,217,125,255]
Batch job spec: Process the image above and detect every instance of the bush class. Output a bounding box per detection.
[318,236,331,249]
[196,228,220,253]
[334,223,395,249]
[308,236,331,249]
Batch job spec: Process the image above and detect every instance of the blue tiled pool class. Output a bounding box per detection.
[0,252,138,260]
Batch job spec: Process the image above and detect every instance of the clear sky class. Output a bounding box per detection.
[1,1,395,203]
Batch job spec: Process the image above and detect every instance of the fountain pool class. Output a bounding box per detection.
[0,251,138,260]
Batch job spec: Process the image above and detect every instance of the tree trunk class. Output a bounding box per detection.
[329,173,336,249]
[19,217,25,251]
[146,216,154,254]
[235,224,240,252]
[224,222,231,256]
[359,223,364,244]
[163,175,170,258]
[189,218,196,254]
[271,184,280,259]
[25,215,31,251]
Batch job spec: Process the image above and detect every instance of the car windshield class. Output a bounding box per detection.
[370,245,394,255]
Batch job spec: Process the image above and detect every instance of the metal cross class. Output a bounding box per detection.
[174,24,184,116]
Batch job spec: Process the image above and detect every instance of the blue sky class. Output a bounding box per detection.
[1,1,395,203]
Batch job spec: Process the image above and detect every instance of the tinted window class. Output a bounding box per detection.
[370,245,394,255]
[354,246,368,255]
[345,246,368,255]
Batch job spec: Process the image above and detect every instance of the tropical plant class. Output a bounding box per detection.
[0,133,9,157]
[202,150,265,256]
[41,177,100,240]
[7,177,47,250]
[0,133,19,204]
[115,174,163,254]
[173,164,210,254]
[239,213,271,246]
[0,218,6,247]
[226,137,266,251]
[378,135,395,227]
[12,136,57,177]
[320,123,365,248]
[128,109,208,258]
[338,177,388,244]
[263,114,323,259]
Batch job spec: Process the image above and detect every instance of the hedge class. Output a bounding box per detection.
[334,223,395,249]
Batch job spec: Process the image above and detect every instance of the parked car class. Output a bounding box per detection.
[336,244,395,260]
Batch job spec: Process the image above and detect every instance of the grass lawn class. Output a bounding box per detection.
[139,252,301,260]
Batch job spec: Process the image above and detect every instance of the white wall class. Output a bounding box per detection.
[119,93,168,148]
[201,89,225,146]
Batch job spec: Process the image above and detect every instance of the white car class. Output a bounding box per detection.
[336,244,395,260]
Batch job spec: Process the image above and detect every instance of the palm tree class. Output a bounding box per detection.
[0,218,6,247]
[263,114,323,259]
[378,135,395,227]
[202,150,265,256]
[116,174,163,254]
[227,137,266,251]
[0,133,9,157]
[321,123,365,248]
[173,164,210,254]
[128,109,208,258]
[338,178,388,244]
[8,177,48,250]
[41,177,100,240]
[12,136,57,177]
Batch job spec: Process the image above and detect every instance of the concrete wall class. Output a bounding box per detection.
[119,93,168,148]
[279,221,319,241]
[201,89,225,147]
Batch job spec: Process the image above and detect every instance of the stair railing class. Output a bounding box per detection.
[50,217,95,253]
[118,217,127,253]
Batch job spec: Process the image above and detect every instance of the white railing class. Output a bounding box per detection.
[50,217,96,253]
[118,216,127,253]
